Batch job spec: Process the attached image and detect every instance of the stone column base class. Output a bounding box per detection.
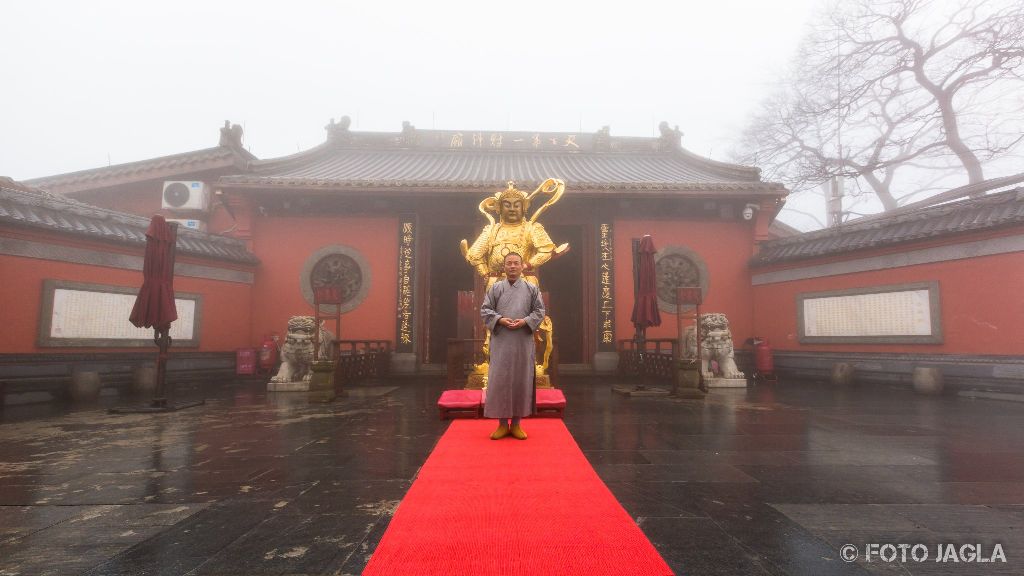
[70,370,102,402]
[912,367,943,395]
[593,352,618,373]
[390,353,417,374]
[831,362,855,386]
[676,369,705,395]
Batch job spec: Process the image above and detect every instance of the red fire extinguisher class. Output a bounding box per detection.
[258,334,279,374]
[752,337,776,382]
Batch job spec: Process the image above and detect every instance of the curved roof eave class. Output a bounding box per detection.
[24,146,256,194]
[216,177,787,197]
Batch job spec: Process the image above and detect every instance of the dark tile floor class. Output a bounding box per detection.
[1,376,1022,575]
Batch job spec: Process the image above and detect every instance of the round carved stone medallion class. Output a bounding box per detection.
[654,245,709,314]
[312,254,361,301]
[300,245,371,314]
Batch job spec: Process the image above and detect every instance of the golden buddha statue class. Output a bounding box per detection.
[460,180,569,387]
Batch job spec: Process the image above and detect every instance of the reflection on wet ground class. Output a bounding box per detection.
[1,377,1022,575]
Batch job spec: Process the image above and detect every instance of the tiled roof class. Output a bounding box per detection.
[752,187,1024,266]
[768,219,802,238]
[25,146,256,195]
[0,176,47,195]
[219,126,785,196]
[0,180,258,265]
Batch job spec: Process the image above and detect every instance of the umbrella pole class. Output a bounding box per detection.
[152,327,170,408]
[631,238,644,389]
[151,223,178,409]
[696,305,707,392]
[636,326,646,390]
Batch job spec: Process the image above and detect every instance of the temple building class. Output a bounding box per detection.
[12,120,785,371]
[2,119,1021,402]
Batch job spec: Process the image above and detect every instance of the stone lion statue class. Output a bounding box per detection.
[683,312,745,380]
[270,316,335,383]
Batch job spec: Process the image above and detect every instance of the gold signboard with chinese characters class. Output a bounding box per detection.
[395,215,417,354]
[596,223,616,352]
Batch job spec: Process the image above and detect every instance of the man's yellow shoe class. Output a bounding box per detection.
[510,424,528,440]
[490,425,510,440]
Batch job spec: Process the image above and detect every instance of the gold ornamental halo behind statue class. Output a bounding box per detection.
[460,179,569,388]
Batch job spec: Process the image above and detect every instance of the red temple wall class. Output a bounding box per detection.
[8,209,1019,362]
[0,233,253,354]
[613,219,756,345]
[248,216,397,345]
[751,235,1024,356]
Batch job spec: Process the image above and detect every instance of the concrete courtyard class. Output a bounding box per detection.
[1,376,1021,575]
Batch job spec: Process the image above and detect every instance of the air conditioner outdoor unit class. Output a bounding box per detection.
[161,181,209,211]
[166,218,207,232]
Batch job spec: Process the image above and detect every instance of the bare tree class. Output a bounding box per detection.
[737,0,1024,214]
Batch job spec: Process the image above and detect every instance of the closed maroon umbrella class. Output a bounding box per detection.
[631,235,661,330]
[130,215,178,408]
[630,235,661,389]
[130,215,178,329]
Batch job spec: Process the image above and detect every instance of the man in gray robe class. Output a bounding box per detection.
[481,252,546,440]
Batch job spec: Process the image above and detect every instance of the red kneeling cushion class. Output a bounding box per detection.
[438,389,483,409]
[536,388,566,409]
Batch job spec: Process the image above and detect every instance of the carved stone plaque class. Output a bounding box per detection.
[798,282,942,344]
[300,245,371,314]
[654,245,709,313]
[311,253,362,305]
[38,280,201,347]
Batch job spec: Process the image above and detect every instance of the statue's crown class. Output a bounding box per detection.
[494,181,529,210]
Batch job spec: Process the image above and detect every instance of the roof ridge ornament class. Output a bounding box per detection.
[219,120,244,149]
[399,120,417,146]
[325,115,353,143]
[658,121,682,151]
[595,126,611,151]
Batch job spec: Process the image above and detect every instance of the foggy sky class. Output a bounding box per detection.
[2,1,817,222]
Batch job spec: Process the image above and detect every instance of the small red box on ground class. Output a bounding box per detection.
[438,389,483,420]
[535,388,567,418]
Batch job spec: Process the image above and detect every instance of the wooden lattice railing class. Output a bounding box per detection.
[332,340,391,387]
[617,338,681,385]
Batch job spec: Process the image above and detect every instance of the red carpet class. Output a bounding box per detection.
[363,419,674,575]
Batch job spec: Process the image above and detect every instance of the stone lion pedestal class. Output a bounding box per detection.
[268,381,312,392]
[704,377,748,388]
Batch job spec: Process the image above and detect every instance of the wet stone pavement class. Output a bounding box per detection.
[0,376,1022,575]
